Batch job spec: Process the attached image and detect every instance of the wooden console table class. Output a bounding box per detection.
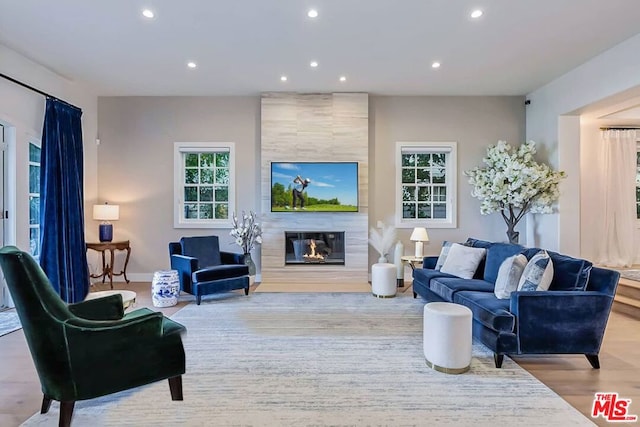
[86,240,131,289]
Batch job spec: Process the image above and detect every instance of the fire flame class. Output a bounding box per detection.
[303,239,325,260]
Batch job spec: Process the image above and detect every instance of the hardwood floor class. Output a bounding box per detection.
[0,281,638,426]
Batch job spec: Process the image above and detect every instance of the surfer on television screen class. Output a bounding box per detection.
[292,175,311,210]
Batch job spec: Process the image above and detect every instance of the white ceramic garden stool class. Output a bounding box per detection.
[371,263,397,298]
[423,302,472,374]
[151,270,180,308]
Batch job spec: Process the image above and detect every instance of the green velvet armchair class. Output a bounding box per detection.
[0,246,186,427]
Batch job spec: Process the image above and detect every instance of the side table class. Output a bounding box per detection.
[399,255,424,287]
[85,290,137,310]
[86,240,131,289]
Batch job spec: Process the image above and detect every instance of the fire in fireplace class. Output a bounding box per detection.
[285,231,345,265]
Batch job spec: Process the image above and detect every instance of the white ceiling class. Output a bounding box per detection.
[2,0,640,97]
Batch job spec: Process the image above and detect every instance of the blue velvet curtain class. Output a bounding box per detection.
[40,98,89,303]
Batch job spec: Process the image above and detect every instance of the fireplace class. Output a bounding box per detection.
[284,231,345,265]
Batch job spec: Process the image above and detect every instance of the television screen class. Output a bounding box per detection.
[271,162,359,212]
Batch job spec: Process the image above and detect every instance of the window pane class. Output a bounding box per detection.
[185,153,198,167]
[185,169,198,184]
[199,186,213,202]
[199,203,213,219]
[216,152,229,167]
[432,168,446,184]
[433,204,447,218]
[417,186,431,201]
[30,197,40,224]
[416,154,430,167]
[184,203,198,219]
[418,204,432,219]
[432,153,446,167]
[215,203,228,219]
[402,168,415,184]
[416,168,430,183]
[29,165,40,193]
[434,186,447,202]
[201,168,214,184]
[184,186,198,201]
[29,144,41,162]
[215,168,229,185]
[30,228,40,257]
[200,153,214,168]
[215,187,229,202]
[401,154,415,167]
[402,185,416,201]
[403,203,416,219]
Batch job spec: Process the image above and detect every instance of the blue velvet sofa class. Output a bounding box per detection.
[412,238,620,368]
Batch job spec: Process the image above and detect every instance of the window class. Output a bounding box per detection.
[636,142,640,219]
[29,140,41,257]
[395,142,457,228]
[174,142,235,228]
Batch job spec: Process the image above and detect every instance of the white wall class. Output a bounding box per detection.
[0,44,98,251]
[526,33,640,255]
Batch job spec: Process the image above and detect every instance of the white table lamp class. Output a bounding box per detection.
[93,203,120,242]
[410,227,429,258]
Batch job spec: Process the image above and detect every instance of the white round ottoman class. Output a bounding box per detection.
[423,302,472,374]
[371,263,397,298]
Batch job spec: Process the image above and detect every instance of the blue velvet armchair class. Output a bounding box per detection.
[0,246,186,427]
[169,235,250,305]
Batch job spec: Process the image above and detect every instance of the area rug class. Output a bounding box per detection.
[618,269,640,282]
[22,292,593,426]
[0,308,21,337]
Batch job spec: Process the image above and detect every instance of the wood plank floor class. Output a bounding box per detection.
[0,281,638,427]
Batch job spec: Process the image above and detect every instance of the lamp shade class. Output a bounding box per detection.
[410,227,429,242]
[93,204,120,221]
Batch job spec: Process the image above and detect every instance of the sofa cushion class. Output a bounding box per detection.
[430,277,495,302]
[454,291,515,333]
[440,243,486,279]
[518,250,554,292]
[434,241,454,270]
[193,264,249,283]
[521,248,593,291]
[413,268,458,287]
[181,236,221,267]
[494,254,528,299]
[483,243,525,284]
[465,238,492,249]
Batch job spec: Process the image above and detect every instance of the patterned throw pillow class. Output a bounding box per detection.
[494,254,528,299]
[440,243,487,280]
[435,241,454,270]
[517,250,554,292]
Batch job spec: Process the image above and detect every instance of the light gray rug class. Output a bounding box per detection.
[23,292,594,426]
[618,269,640,282]
[0,308,21,337]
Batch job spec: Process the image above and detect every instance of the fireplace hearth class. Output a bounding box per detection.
[284,231,345,265]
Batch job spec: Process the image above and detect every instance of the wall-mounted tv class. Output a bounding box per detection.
[271,162,359,212]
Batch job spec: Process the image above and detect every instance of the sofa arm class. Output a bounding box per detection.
[68,294,125,320]
[221,251,244,265]
[422,256,438,270]
[510,291,614,354]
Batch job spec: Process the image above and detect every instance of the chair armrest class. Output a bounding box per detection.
[171,254,198,292]
[422,256,438,270]
[65,308,164,334]
[510,291,614,353]
[68,294,124,320]
[221,251,244,265]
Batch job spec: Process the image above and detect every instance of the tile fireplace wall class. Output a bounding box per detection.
[260,93,369,284]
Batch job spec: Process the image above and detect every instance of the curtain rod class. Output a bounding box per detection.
[600,127,640,130]
[0,72,80,110]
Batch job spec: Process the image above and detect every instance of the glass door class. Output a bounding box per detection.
[0,123,8,309]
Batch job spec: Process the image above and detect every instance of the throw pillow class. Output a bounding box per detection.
[494,254,528,299]
[517,250,554,292]
[440,243,487,279]
[435,241,454,270]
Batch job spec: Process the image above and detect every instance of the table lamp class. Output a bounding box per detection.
[410,227,429,258]
[93,203,120,242]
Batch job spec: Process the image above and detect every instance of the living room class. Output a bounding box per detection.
[2,2,640,426]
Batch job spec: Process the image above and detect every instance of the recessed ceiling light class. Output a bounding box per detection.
[470,9,483,19]
[187,62,197,69]
[310,61,318,68]
[307,9,318,18]
[432,62,441,69]
[142,9,155,19]
[339,76,347,82]
[280,75,288,82]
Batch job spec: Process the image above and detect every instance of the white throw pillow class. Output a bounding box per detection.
[517,250,554,292]
[440,243,486,279]
[494,254,528,299]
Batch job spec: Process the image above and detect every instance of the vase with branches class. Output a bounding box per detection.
[368,221,397,263]
[230,211,263,275]
[464,140,566,244]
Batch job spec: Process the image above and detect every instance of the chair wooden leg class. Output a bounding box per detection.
[169,376,183,401]
[413,292,417,298]
[41,395,52,414]
[494,353,504,368]
[244,286,249,296]
[585,354,600,369]
[59,401,75,427]
[196,295,202,305]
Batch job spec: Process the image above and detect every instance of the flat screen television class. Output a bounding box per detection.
[271,162,359,212]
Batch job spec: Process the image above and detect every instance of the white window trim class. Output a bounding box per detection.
[28,139,41,259]
[173,142,236,228]
[395,141,457,229]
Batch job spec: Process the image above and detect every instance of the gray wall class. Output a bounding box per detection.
[97,95,525,277]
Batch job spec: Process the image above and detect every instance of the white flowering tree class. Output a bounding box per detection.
[230,211,263,254]
[464,141,566,244]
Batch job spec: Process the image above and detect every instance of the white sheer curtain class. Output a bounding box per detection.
[598,130,637,267]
